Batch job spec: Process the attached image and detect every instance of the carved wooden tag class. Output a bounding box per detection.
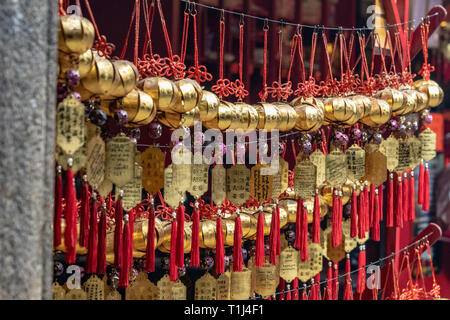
[364,147,387,187]
[408,136,422,169]
[122,164,143,211]
[188,162,209,198]
[195,272,218,300]
[278,246,299,282]
[310,150,326,186]
[271,158,289,199]
[395,139,411,173]
[164,165,185,208]
[326,151,347,186]
[56,94,85,155]
[294,159,317,200]
[84,275,104,300]
[419,128,437,162]
[217,272,231,300]
[345,145,366,181]
[212,164,227,205]
[140,146,165,195]
[380,136,399,172]
[227,165,250,206]
[230,269,252,300]
[86,134,105,189]
[106,134,136,187]
[250,164,273,203]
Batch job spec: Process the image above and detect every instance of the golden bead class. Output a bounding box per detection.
[137,77,178,111]
[103,60,139,99]
[81,56,117,95]
[198,91,220,121]
[414,79,444,107]
[58,15,95,54]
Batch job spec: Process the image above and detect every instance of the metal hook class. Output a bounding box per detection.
[296,24,302,36]
[240,13,244,26]
[184,0,190,14]
[220,8,225,21]
[263,18,269,30]
[191,1,197,15]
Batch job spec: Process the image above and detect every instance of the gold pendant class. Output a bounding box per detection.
[187,161,209,198]
[250,164,273,203]
[56,142,87,174]
[105,133,136,187]
[271,158,289,199]
[310,150,326,187]
[380,136,399,172]
[172,148,192,193]
[157,274,173,300]
[294,159,317,200]
[342,220,357,253]
[171,280,187,300]
[52,282,66,300]
[217,272,231,300]
[326,150,347,186]
[212,164,227,205]
[65,288,87,300]
[278,246,299,283]
[56,94,86,155]
[97,178,113,199]
[86,134,105,190]
[364,144,387,187]
[395,139,411,173]
[230,269,252,300]
[408,136,422,169]
[140,146,165,195]
[345,145,366,181]
[195,272,218,300]
[164,165,185,208]
[227,165,250,206]
[84,275,104,300]
[297,241,323,282]
[122,163,143,211]
[419,128,437,162]
[252,257,280,297]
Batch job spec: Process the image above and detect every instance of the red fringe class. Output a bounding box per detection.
[369,184,375,228]
[190,206,200,268]
[286,284,292,300]
[333,263,339,300]
[350,190,358,238]
[87,196,98,274]
[145,205,156,272]
[301,286,309,300]
[118,218,131,288]
[423,166,430,211]
[324,262,333,300]
[176,205,185,268]
[409,173,416,221]
[312,193,321,243]
[64,168,77,264]
[315,273,322,300]
[332,190,342,247]
[113,195,123,268]
[275,205,281,255]
[97,203,107,275]
[358,190,365,239]
[418,162,424,205]
[343,257,353,300]
[386,174,394,227]
[294,199,302,249]
[128,210,134,269]
[378,185,384,222]
[300,201,309,261]
[53,169,63,249]
[292,278,299,300]
[279,278,285,300]
[403,173,409,222]
[233,215,243,272]
[269,206,278,265]
[395,175,404,228]
[357,247,366,294]
[255,211,265,267]
[372,191,380,241]
[363,185,370,233]
[215,216,225,274]
[169,219,178,281]
[79,180,90,247]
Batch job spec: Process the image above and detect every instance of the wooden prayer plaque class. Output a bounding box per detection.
[226,165,250,206]
[294,159,317,200]
[250,164,273,203]
[106,134,136,187]
[140,146,165,195]
[56,94,85,155]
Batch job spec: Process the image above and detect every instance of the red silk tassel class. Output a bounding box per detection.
[312,192,321,243]
[403,173,409,222]
[378,185,384,222]
[64,168,77,264]
[418,161,424,205]
[87,195,98,274]
[145,202,156,272]
[233,214,243,272]
[358,188,365,239]
[324,262,333,300]
[176,204,185,268]
[395,176,404,228]
[97,203,107,275]
[169,219,178,281]
[53,167,63,249]
[363,184,370,233]
[350,190,358,238]
[301,286,309,300]
[279,278,285,300]
[423,165,430,212]
[331,190,338,247]
[269,206,278,265]
[369,184,375,228]
[343,256,353,300]
[215,215,225,274]
[409,172,416,222]
[332,263,339,300]
[128,211,134,269]
[286,284,292,300]
[113,193,123,268]
[190,203,200,268]
[386,174,394,227]
[315,273,322,300]
[79,178,90,248]
[255,210,265,267]
[118,216,131,288]
[275,205,281,255]
[372,190,380,241]
[310,280,318,300]
[293,278,299,300]
[300,201,309,261]
[357,246,366,295]
[294,199,302,249]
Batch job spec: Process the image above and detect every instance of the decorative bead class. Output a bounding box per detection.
[224,256,231,268]
[72,91,81,102]
[114,110,128,126]
[424,114,433,124]
[351,128,362,140]
[54,261,64,277]
[148,122,162,139]
[278,143,285,155]
[411,121,419,132]
[161,256,170,270]
[129,268,138,282]
[65,69,80,88]
[264,243,270,255]
[398,124,407,134]
[184,256,191,267]
[89,109,107,126]
[373,133,383,144]
[178,266,186,277]
[302,141,313,154]
[388,119,399,131]
[241,248,248,261]
[131,128,141,140]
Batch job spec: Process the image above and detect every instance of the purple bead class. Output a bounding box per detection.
[389,119,399,130]
[65,69,80,87]
[54,261,64,277]
[114,110,128,125]
[373,133,383,144]
[148,122,162,139]
[161,257,170,270]
[57,92,67,102]
[224,256,231,268]
[303,141,312,154]
[130,137,137,144]
[89,109,107,126]
[285,230,295,242]
[352,128,362,140]
[72,91,81,102]
[424,114,433,124]
[398,124,407,134]
[411,121,419,132]
[178,266,186,277]
[241,248,248,260]
[57,82,67,94]
[264,244,270,255]
[184,256,191,267]
[206,256,214,268]
[362,131,369,142]
[131,128,141,140]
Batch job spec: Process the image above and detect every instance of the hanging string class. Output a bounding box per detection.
[419,19,434,81]
[258,19,269,101]
[233,14,249,100]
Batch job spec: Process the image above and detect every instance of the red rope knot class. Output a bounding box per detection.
[319,78,340,97]
[156,202,174,221]
[267,81,293,101]
[418,64,434,81]
[400,71,415,86]
[160,55,186,79]
[220,199,238,216]
[231,79,249,100]
[136,53,165,78]
[93,35,116,58]
[386,72,400,89]
[212,78,235,98]
[295,77,319,97]
[339,72,359,94]
[187,64,213,83]
[258,85,269,101]
[242,196,261,209]
[288,169,295,188]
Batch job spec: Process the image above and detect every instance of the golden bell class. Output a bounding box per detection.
[254,103,280,131]
[413,79,444,107]
[280,198,328,224]
[349,95,372,119]
[133,218,163,252]
[234,102,255,131]
[81,56,117,95]
[414,91,429,113]
[58,48,94,79]
[58,14,95,54]
[162,107,200,129]
[343,97,364,127]
[395,89,418,116]
[227,103,246,130]
[240,210,258,239]
[137,77,178,111]
[78,49,95,78]
[324,97,357,124]
[274,102,297,131]
[110,89,156,125]
[360,98,392,127]
[320,180,355,207]
[291,96,324,109]
[293,102,324,133]
[198,91,220,122]
[159,221,192,253]
[204,101,233,130]
[103,60,139,99]
[375,87,404,112]
[171,79,203,113]
[199,219,217,249]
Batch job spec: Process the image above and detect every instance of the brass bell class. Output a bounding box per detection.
[396,88,418,116]
[254,102,280,131]
[171,79,203,113]
[228,103,248,130]
[360,98,392,127]
[413,79,444,107]
[159,221,192,253]
[198,90,220,122]
[81,56,117,95]
[273,102,298,131]
[414,90,429,113]
[349,95,372,119]
[204,101,233,130]
[58,48,94,79]
[58,14,95,54]
[137,77,178,111]
[161,107,200,129]
[375,87,404,112]
[110,89,156,126]
[293,102,324,133]
[102,60,139,99]
[234,102,256,131]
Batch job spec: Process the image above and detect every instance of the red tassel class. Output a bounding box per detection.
[190,202,200,268]
[64,167,77,264]
[176,204,185,268]
[97,202,107,275]
[358,187,365,239]
[378,185,384,222]
[113,192,123,268]
[292,278,299,300]
[169,219,178,281]
[215,214,225,274]
[409,172,416,222]
[403,172,409,222]
[145,199,156,272]
[301,285,309,300]
[269,205,278,265]
[372,189,380,241]
[314,273,322,300]
[118,215,131,288]
[79,177,90,248]
[286,284,292,300]
[395,175,404,228]
[87,195,98,274]
[275,205,281,255]
[233,212,243,272]
[332,190,342,247]
[294,199,302,249]
[369,184,375,228]
[300,201,309,261]
[324,262,333,300]
[350,189,358,238]
[363,183,370,233]
[418,161,424,205]
[333,263,339,300]
[255,209,265,267]
[128,210,134,269]
[312,191,321,243]
[423,164,430,211]
[386,173,394,227]
[309,279,318,300]
[279,278,285,300]
[357,246,366,294]
[343,255,353,300]
[53,167,63,249]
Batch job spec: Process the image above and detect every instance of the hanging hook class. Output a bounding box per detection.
[220,8,225,21]
[191,1,197,15]
[240,13,245,26]
[263,18,269,30]
[184,0,191,14]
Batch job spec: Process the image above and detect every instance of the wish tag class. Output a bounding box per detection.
[278,246,299,282]
[140,146,165,195]
[195,272,217,300]
[217,272,231,300]
[105,290,121,300]
[294,159,317,200]
[253,259,279,297]
[364,146,387,187]
[65,288,87,300]
[250,164,273,203]
[326,232,346,263]
[86,134,105,189]
[133,272,158,300]
[230,269,252,300]
[212,164,227,205]
[52,283,66,300]
[271,158,289,199]
[310,150,326,186]
[122,164,143,211]
[56,94,85,155]
[56,142,87,174]
[342,220,357,253]
[106,134,135,187]
[227,165,250,206]
[157,274,172,300]
[345,145,365,181]
[326,151,347,186]
[164,165,185,208]
[188,162,209,198]
[172,147,192,193]
[419,128,437,162]
[395,139,411,173]
[408,137,422,169]
[380,136,399,172]
[297,241,323,282]
[171,280,187,300]
[97,178,113,199]
[84,275,104,300]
